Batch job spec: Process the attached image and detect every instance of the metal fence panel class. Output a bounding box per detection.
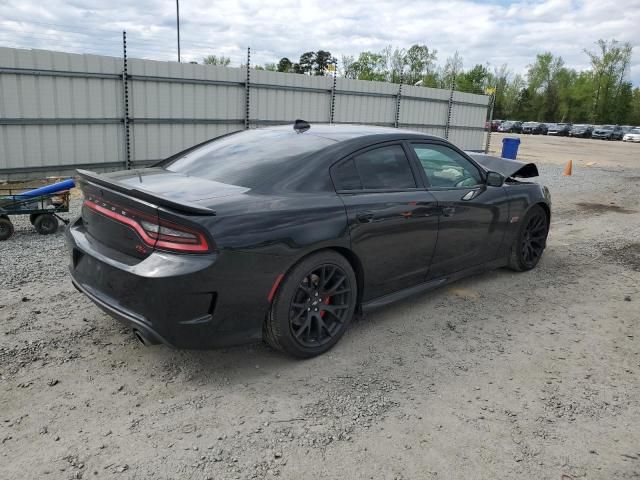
[127,58,245,163]
[251,70,331,124]
[0,47,489,179]
[334,78,398,125]
[448,91,489,150]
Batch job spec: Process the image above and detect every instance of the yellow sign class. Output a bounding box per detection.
[326,64,336,72]
[485,87,496,95]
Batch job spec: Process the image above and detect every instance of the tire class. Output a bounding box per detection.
[0,217,14,241]
[34,213,59,235]
[29,214,38,225]
[264,250,357,358]
[508,205,549,272]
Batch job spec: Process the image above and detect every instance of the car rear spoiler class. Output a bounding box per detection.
[466,153,539,179]
[76,169,216,216]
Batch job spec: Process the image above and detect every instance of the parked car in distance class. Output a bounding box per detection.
[569,124,593,138]
[622,127,640,143]
[498,121,523,133]
[485,120,502,131]
[66,122,551,358]
[592,125,624,140]
[522,122,548,135]
[546,123,572,136]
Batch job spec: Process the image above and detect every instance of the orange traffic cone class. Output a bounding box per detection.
[563,160,573,176]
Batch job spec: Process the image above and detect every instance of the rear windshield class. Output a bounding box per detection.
[162,129,335,188]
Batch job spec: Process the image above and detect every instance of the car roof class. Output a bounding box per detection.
[260,123,435,142]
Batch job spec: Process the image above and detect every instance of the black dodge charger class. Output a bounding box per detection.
[67,122,551,358]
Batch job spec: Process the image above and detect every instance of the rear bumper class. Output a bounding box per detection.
[66,218,283,349]
[71,278,166,345]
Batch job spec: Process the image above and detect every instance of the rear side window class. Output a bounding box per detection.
[331,159,362,190]
[336,145,416,191]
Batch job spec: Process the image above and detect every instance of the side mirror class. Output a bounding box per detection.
[486,171,505,187]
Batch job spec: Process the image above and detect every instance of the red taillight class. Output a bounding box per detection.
[83,199,210,253]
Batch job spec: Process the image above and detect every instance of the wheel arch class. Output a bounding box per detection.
[272,246,366,308]
[533,201,551,228]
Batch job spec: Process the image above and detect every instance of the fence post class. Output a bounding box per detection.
[245,47,251,130]
[484,92,495,154]
[445,82,455,140]
[329,60,337,124]
[122,31,131,170]
[394,76,403,128]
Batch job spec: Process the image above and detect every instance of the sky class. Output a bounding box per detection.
[0,0,639,85]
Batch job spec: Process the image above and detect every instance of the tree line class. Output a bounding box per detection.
[200,39,640,125]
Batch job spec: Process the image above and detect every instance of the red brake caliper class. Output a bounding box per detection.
[320,296,331,318]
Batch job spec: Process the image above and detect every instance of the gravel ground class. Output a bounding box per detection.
[1,135,639,479]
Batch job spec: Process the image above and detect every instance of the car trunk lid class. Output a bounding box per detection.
[76,169,234,259]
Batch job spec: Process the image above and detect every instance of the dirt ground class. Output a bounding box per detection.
[1,134,639,479]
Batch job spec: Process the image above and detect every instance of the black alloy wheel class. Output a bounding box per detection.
[509,205,548,271]
[289,264,353,348]
[264,251,357,358]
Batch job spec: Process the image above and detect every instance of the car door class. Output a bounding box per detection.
[331,143,440,301]
[408,142,510,279]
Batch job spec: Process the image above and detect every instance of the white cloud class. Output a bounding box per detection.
[0,0,638,84]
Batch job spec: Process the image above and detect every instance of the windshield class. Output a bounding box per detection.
[572,125,587,129]
[162,129,335,188]
[629,128,640,134]
[523,122,538,127]
[599,125,614,130]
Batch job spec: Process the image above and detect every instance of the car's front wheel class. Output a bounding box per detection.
[508,205,549,272]
[264,251,357,358]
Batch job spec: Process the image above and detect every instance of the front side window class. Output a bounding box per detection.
[411,144,482,188]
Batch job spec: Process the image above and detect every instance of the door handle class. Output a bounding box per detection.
[441,207,456,217]
[356,212,374,223]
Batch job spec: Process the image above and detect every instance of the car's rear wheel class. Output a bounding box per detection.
[264,251,357,358]
[508,205,548,272]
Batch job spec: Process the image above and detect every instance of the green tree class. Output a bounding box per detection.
[203,55,231,66]
[585,39,633,123]
[298,51,316,74]
[343,51,387,81]
[629,88,640,125]
[277,57,293,72]
[314,50,336,75]
[526,52,566,121]
[441,51,463,88]
[456,64,490,95]
[403,44,438,85]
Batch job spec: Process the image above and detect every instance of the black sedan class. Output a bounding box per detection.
[67,123,551,358]
[569,124,593,138]
[547,123,572,136]
[497,121,523,133]
[522,122,548,135]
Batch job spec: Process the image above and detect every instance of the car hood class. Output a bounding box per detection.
[467,153,539,178]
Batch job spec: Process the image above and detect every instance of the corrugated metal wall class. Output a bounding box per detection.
[0,47,490,179]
